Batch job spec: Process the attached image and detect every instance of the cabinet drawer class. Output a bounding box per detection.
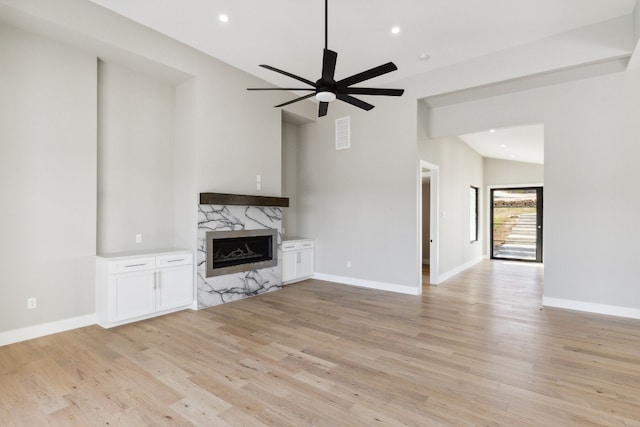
[157,253,193,268]
[282,240,314,251]
[110,257,155,274]
[299,241,314,249]
[282,243,298,251]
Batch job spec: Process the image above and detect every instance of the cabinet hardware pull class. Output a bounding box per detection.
[125,263,147,268]
[167,259,183,263]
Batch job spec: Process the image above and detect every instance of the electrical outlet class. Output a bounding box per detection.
[27,297,37,309]
[256,183,261,191]
[135,234,143,243]
[347,261,351,268]
[256,175,261,183]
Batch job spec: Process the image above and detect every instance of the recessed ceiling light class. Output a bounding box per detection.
[218,14,229,23]
[489,129,496,133]
[418,53,430,61]
[500,144,507,148]
[509,154,516,158]
[391,26,401,35]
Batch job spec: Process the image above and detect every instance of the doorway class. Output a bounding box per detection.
[420,161,440,285]
[490,187,543,262]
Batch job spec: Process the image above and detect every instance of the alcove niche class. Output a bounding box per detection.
[97,59,195,254]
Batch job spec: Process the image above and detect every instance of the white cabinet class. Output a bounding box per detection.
[96,250,193,328]
[111,269,156,321]
[281,239,314,284]
[156,262,193,311]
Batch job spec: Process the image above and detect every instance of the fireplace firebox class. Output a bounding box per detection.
[205,229,277,277]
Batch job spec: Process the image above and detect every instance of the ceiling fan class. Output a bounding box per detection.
[247,0,405,117]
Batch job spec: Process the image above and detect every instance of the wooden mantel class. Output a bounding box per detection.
[199,192,289,207]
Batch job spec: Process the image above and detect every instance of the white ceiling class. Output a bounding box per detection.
[84,0,635,165]
[459,125,544,164]
[86,0,636,90]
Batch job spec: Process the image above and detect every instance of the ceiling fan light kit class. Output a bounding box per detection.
[247,0,404,117]
[316,91,336,102]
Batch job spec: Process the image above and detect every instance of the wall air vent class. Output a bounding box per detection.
[335,116,351,150]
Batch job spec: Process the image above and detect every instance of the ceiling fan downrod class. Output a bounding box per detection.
[324,0,328,50]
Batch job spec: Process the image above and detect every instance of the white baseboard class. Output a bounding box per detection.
[436,256,484,284]
[542,297,640,320]
[312,273,420,295]
[0,314,97,347]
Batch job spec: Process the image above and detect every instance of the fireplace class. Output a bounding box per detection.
[205,228,277,277]
[198,195,286,308]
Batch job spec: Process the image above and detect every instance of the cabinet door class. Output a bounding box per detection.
[297,249,314,279]
[156,265,193,311]
[281,251,297,283]
[111,270,156,321]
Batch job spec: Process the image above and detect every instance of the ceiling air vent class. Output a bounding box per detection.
[335,116,350,150]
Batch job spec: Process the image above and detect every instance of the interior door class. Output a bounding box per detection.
[491,187,543,262]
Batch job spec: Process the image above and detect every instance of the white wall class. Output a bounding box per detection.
[297,96,419,292]
[97,61,177,254]
[419,136,484,274]
[0,23,97,332]
[429,68,640,312]
[173,78,198,252]
[0,0,287,198]
[484,158,544,187]
[281,121,299,237]
[193,70,282,196]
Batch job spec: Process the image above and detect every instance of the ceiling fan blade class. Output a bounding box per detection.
[342,87,404,96]
[259,64,316,87]
[319,102,329,117]
[337,94,374,111]
[247,88,315,91]
[274,93,316,108]
[322,49,338,81]
[336,62,398,88]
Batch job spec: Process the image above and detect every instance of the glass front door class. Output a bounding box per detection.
[491,187,543,262]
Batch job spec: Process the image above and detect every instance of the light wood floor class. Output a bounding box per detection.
[2,260,640,426]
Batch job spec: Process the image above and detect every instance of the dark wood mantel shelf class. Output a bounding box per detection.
[199,192,289,207]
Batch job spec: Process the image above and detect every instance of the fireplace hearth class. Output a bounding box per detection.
[206,228,277,277]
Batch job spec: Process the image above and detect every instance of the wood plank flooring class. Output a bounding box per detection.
[2,260,640,425]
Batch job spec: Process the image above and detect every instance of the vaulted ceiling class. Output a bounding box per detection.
[83,1,639,164]
[87,0,637,89]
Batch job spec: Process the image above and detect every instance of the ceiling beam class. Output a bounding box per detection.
[626,0,640,69]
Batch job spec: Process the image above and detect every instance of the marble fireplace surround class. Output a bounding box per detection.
[197,193,289,309]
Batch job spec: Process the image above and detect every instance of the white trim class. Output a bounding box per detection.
[437,256,484,284]
[542,297,640,320]
[312,273,421,296]
[0,314,97,347]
